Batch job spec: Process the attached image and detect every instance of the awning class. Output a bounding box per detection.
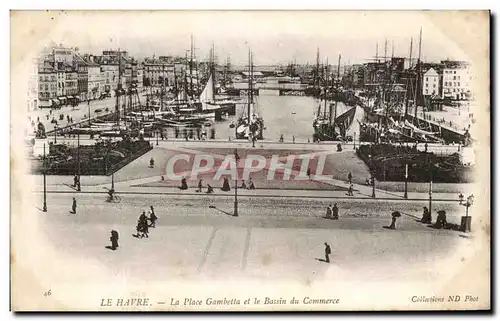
[74,95,81,100]
[58,96,67,100]
[67,96,74,99]
[52,99,60,105]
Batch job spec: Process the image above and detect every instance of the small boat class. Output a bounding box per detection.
[291,111,296,115]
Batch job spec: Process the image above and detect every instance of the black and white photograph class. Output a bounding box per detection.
[9,10,490,311]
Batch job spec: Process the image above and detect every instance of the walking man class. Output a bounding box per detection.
[149,206,157,228]
[332,203,339,220]
[347,172,352,185]
[347,184,354,196]
[71,197,77,214]
[196,179,203,193]
[324,242,331,263]
[110,230,119,250]
[325,205,332,219]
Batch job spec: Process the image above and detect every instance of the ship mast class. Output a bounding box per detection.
[323,58,328,119]
[414,27,422,119]
[404,37,413,120]
[211,43,216,101]
[247,48,252,121]
[115,48,121,127]
[190,35,194,99]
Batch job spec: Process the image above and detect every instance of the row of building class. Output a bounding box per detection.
[29,45,199,111]
[343,58,475,102]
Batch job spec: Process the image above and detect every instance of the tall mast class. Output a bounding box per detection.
[160,63,164,111]
[184,51,188,102]
[323,58,328,118]
[173,62,178,104]
[414,27,422,118]
[211,43,216,101]
[376,42,379,63]
[334,53,341,123]
[247,48,251,120]
[384,39,388,63]
[116,48,121,126]
[404,37,413,120]
[316,47,320,88]
[190,35,194,99]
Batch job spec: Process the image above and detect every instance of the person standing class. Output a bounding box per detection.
[332,203,339,220]
[149,206,157,228]
[347,184,354,196]
[325,205,332,219]
[324,242,331,263]
[71,197,77,214]
[348,172,352,185]
[110,230,119,250]
[197,179,203,193]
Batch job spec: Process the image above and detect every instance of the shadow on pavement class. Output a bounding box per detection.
[315,258,328,263]
[209,205,234,217]
[104,246,116,251]
[382,226,395,230]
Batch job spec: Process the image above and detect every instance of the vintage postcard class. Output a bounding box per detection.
[10,10,490,311]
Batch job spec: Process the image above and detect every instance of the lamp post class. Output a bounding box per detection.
[42,143,47,212]
[233,149,239,217]
[77,133,81,191]
[54,125,58,144]
[156,129,159,146]
[460,194,474,232]
[353,132,356,150]
[87,99,91,127]
[403,163,408,199]
[369,154,375,198]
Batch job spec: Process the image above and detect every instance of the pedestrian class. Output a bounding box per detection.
[292,135,295,144]
[424,143,428,153]
[347,184,354,196]
[110,230,119,250]
[389,211,401,229]
[149,157,155,168]
[179,177,188,190]
[325,205,332,219]
[149,206,157,228]
[279,134,284,143]
[139,211,148,225]
[324,242,331,263]
[434,210,447,229]
[206,184,214,194]
[332,203,339,220]
[73,175,78,188]
[247,178,255,190]
[197,179,203,193]
[71,197,77,214]
[221,177,231,192]
[240,180,247,189]
[420,206,432,224]
[347,172,352,184]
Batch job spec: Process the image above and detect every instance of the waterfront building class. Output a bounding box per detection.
[422,67,440,97]
[441,60,473,100]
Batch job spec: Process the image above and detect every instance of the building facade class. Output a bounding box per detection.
[87,62,104,100]
[100,63,120,95]
[422,68,440,97]
[441,61,473,100]
[27,58,38,111]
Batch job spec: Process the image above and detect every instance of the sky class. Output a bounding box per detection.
[23,10,479,66]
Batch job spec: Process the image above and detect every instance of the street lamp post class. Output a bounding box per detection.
[460,194,474,232]
[54,125,58,144]
[156,129,159,146]
[77,133,81,191]
[88,100,91,127]
[369,154,375,198]
[403,163,408,199]
[42,143,47,212]
[353,132,356,150]
[234,149,239,217]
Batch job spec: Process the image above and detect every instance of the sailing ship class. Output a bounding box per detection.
[357,32,444,144]
[235,49,265,140]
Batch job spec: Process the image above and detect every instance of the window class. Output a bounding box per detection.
[433,84,436,88]
[425,89,428,94]
[432,90,436,95]
[453,76,456,80]
[457,76,460,80]
[426,77,428,81]
[458,82,460,87]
